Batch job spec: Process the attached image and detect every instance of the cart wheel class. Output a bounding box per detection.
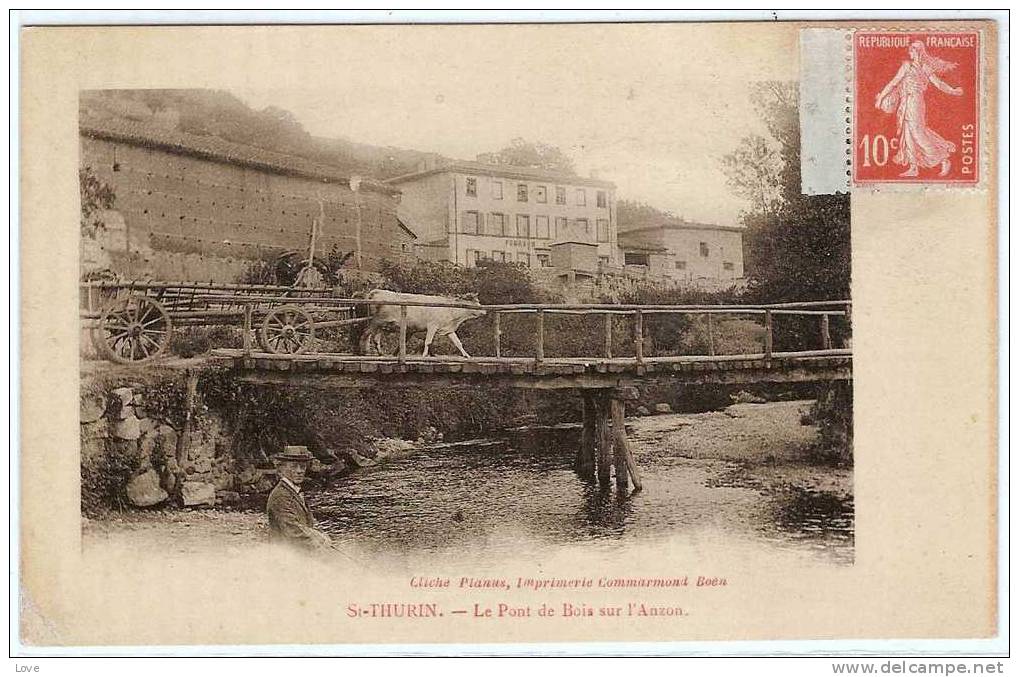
[97,294,172,363]
[259,305,315,355]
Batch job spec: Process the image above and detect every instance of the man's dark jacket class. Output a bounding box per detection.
[266,479,321,545]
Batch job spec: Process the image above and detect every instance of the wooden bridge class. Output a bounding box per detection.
[208,297,851,494]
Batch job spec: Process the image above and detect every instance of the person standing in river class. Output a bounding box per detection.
[266,446,333,551]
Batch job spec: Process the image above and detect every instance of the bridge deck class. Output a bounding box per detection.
[211,348,852,389]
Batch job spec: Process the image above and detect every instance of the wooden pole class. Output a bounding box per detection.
[175,369,200,502]
[634,309,644,364]
[493,311,501,358]
[604,313,613,358]
[398,304,407,363]
[706,313,715,356]
[576,391,597,481]
[535,309,545,364]
[820,313,831,350]
[242,303,253,356]
[610,397,629,491]
[596,394,612,490]
[764,310,773,358]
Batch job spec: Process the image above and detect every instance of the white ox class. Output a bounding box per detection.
[357,289,486,357]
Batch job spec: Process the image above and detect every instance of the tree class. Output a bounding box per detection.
[720,135,782,217]
[79,166,116,238]
[723,81,850,304]
[479,138,576,174]
[616,199,678,230]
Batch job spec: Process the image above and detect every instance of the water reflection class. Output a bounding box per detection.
[307,427,854,565]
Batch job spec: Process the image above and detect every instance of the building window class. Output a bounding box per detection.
[723,262,734,271]
[516,214,530,238]
[517,183,528,202]
[596,190,607,208]
[575,188,586,206]
[555,186,566,205]
[465,177,477,197]
[554,217,567,239]
[536,253,551,267]
[700,242,709,257]
[599,256,610,267]
[488,213,506,236]
[492,250,507,262]
[492,181,503,199]
[596,218,609,242]
[576,218,589,235]
[675,260,687,270]
[535,185,547,203]
[624,252,649,266]
[463,211,480,234]
[535,215,550,239]
[517,252,530,266]
[466,249,481,266]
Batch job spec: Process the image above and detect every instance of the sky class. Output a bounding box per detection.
[232,23,798,226]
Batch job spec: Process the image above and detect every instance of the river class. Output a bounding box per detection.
[307,402,854,569]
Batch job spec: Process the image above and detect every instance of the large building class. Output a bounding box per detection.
[617,220,744,283]
[79,115,412,282]
[389,159,617,269]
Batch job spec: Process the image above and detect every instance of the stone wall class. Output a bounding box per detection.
[80,380,273,511]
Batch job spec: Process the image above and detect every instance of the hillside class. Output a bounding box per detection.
[79,89,441,180]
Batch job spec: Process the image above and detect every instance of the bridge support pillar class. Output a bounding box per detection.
[578,388,643,494]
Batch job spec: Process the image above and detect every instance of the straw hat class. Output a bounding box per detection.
[274,445,314,463]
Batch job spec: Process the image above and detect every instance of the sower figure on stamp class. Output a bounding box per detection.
[266,446,333,550]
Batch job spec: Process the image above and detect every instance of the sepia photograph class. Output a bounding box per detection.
[16,16,1000,652]
[77,61,853,570]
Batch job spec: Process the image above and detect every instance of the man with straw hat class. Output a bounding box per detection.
[266,445,332,550]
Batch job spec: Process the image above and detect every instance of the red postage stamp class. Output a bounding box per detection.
[853,31,980,184]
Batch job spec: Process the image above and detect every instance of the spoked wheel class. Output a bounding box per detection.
[97,294,172,363]
[259,305,315,354]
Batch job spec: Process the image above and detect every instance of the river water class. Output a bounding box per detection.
[306,421,854,569]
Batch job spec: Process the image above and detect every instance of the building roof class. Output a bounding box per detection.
[619,220,744,236]
[616,233,668,253]
[79,115,400,197]
[386,160,616,190]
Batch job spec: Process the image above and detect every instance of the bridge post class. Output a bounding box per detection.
[764,310,774,358]
[493,311,501,358]
[595,393,612,489]
[604,313,612,358]
[820,313,831,350]
[535,310,545,365]
[634,309,644,365]
[706,313,715,356]
[611,387,643,493]
[576,391,597,481]
[398,305,407,363]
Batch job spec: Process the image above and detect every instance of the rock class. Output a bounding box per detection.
[138,431,158,469]
[372,438,415,460]
[81,418,109,440]
[134,407,148,420]
[110,438,138,460]
[635,406,651,417]
[113,415,142,440]
[348,450,377,468]
[126,469,168,507]
[80,392,107,423]
[111,388,134,419]
[191,456,213,474]
[81,436,106,461]
[156,425,179,460]
[654,403,673,414]
[730,390,766,404]
[216,490,241,505]
[181,481,216,507]
[310,458,326,473]
[138,417,154,435]
[212,472,235,491]
[132,392,144,406]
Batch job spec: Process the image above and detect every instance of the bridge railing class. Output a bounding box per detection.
[195,295,850,365]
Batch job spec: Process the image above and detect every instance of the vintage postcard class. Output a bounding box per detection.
[16,17,1001,653]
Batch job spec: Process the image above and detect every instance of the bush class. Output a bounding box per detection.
[81,439,140,517]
